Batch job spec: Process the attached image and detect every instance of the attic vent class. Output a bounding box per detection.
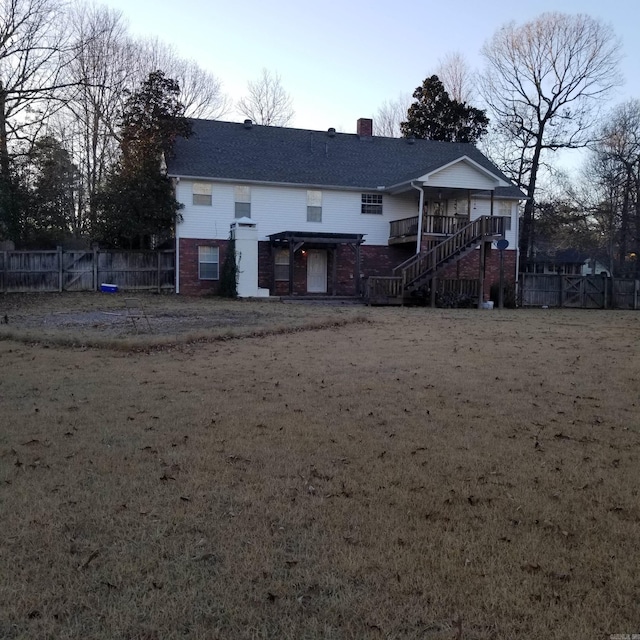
[243,119,253,129]
[407,136,416,145]
[327,127,336,137]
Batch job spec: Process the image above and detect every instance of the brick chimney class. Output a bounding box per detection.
[357,118,373,137]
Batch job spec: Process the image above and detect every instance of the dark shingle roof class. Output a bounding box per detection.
[167,119,525,198]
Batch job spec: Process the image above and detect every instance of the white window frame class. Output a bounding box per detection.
[198,246,219,280]
[307,190,322,223]
[193,182,212,206]
[361,193,383,215]
[274,249,290,281]
[498,201,512,230]
[235,186,251,218]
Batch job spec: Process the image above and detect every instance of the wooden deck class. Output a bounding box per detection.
[367,216,505,306]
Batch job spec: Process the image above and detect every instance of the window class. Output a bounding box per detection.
[307,190,322,222]
[453,198,469,215]
[274,249,289,281]
[498,201,512,230]
[198,246,219,280]
[361,193,383,214]
[235,186,251,218]
[193,182,212,206]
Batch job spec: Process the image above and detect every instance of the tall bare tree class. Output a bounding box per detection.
[59,3,134,235]
[135,38,229,119]
[435,52,475,105]
[587,100,640,275]
[0,0,74,239]
[374,93,411,137]
[237,68,294,126]
[480,12,622,268]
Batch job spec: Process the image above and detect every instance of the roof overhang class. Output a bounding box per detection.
[167,173,384,194]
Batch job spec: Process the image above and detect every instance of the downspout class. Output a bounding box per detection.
[175,220,180,294]
[411,181,425,254]
[174,176,180,294]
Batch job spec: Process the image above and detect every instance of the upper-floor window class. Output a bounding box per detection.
[235,186,251,218]
[361,193,383,214]
[307,190,322,222]
[193,182,212,206]
[498,200,512,230]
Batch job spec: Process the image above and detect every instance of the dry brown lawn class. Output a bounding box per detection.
[0,294,639,639]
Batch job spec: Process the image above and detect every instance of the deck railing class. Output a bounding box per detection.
[389,215,471,239]
[389,216,418,238]
[365,276,480,305]
[366,275,404,297]
[423,215,469,235]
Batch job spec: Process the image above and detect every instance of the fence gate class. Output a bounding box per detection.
[561,276,584,308]
[583,276,607,308]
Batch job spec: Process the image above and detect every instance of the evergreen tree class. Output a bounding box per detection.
[27,136,80,245]
[96,70,191,249]
[400,75,489,144]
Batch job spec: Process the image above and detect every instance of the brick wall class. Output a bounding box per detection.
[179,237,516,299]
[272,246,360,296]
[438,246,517,299]
[178,238,229,296]
[361,245,414,277]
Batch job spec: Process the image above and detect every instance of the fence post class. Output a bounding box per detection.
[603,274,609,309]
[634,280,639,311]
[558,274,564,308]
[2,251,6,294]
[157,251,162,293]
[477,241,486,308]
[93,246,99,291]
[57,246,63,292]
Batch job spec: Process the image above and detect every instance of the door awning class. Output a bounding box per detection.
[268,231,365,246]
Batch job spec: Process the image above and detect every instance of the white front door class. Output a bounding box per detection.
[307,250,327,293]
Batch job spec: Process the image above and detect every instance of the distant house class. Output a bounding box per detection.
[526,249,611,277]
[166,118,525,299]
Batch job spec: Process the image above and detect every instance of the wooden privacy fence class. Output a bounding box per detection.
[0,248,175,293]
[519,273,640,309]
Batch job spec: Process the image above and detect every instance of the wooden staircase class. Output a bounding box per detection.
[366,216,505,305]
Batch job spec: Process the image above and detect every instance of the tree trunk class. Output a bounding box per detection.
[519,135,544,272]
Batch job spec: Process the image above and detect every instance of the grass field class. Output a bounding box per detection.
[1,295,639,639]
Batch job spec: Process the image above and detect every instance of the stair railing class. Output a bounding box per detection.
[395,216,504,289]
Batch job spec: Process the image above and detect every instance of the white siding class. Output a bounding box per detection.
[472,198,519,249]
[177,181,418,246]
[420,161,499,190]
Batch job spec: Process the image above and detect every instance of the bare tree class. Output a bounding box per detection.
[480,12,622,268]
[135,38,229,119]
[0,0,77,240]
[374,93,411,137]
[237,68,294,126]
[59,3,134,235]
[588,100,640,275]
[435,52,475,104]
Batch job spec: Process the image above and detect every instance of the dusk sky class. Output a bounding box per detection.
[102,0,639,135]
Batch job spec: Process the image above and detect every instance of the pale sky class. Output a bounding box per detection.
[102,0,639,134]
